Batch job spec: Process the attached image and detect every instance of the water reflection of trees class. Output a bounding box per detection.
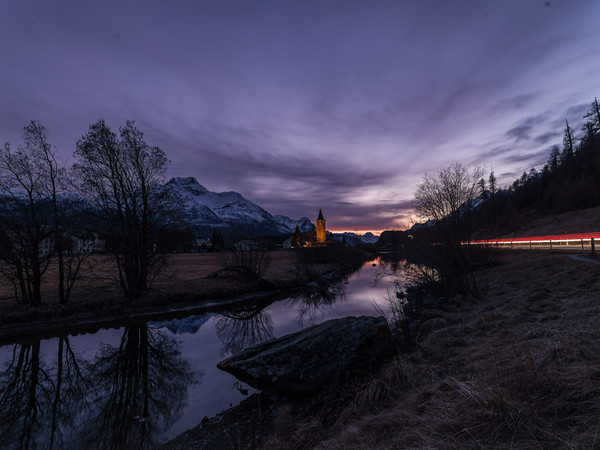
[374,255,439,291]
[0,324,199,449]
[214,304,274,356]
[214,279,350,356]
[0,336,88,449]
[49,337,89,448]
[376,254,406,273]
[0,342,49,449]
[293,280,346,326]
[78,324,199,449]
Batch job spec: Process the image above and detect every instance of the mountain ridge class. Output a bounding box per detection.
[166,176,315,238]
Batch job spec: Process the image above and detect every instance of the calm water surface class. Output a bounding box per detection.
[0,258,399,449]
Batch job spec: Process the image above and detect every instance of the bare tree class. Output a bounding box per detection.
[0,135,55,306]
[57,196,98,302]
[0,122,86,305]
[414,162,484,243]
[20,122,72,303]
[413,163,485,297]
[73,120,179,299]
[222,242,271,280]
[220,225,272,283]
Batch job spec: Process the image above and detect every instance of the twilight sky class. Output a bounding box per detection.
[1,1,599,233]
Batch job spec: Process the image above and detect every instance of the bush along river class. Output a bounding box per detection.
[0,258,401,449]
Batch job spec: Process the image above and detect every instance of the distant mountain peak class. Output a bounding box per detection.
[166,177,315,238]
[167,176,208,195]
[331,231,379,246]
[169,176,199,185]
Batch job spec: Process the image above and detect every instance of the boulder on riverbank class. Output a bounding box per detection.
[217,315,396,396]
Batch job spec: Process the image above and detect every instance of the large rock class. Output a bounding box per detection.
[217,315,395,396]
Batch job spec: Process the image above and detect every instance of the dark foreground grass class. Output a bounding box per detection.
[258,250,600,448]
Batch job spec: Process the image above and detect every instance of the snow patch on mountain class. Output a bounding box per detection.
[166,177,314,238]
[273,214,314,233]
[152,313,214,335]
[331,232,379,246]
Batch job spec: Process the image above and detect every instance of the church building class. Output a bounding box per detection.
[316,209,326,244]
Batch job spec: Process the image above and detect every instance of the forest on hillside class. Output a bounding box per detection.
[472,97,600,235]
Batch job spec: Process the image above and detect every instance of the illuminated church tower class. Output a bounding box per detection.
[316,209,326,244]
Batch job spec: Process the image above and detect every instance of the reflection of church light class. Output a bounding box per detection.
[316,209,326,243]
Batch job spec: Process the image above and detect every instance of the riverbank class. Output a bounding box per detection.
[165,249,600,448]
[0,247,370,342]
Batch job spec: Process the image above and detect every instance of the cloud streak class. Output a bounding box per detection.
[1,0,599,232]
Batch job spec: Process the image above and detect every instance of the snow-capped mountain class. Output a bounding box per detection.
[331,232,379,246]
[272,214,314,233]
[166,177,314,238]
[152,313,214,335]
[358,232,379,244]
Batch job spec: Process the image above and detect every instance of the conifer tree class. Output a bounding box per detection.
[548,145,560,171]
[478,178,487,200]
[488,170,497,196]
[528,167,537,179]
[583,97,600,134]
[581,120,597,145]
[562,119,575,162]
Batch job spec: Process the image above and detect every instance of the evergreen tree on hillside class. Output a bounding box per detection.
[488,170,497,196]
[548,145,560,172]
[583,97,600,133]
[529,167,537,179]
[478,178,487,200]
[473,96,600,228]
[580,98,600,147]
[582,120,598,146]
[561,119,576,162]
[486,170,498,230]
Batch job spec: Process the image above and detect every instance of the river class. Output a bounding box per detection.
[0,257,400,449]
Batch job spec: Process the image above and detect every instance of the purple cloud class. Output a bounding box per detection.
[1,0,599,232]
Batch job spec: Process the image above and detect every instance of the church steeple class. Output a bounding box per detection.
[316,209,326,243]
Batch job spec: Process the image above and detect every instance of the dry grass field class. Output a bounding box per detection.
[253,250,600,448]
[0,250,313,329]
